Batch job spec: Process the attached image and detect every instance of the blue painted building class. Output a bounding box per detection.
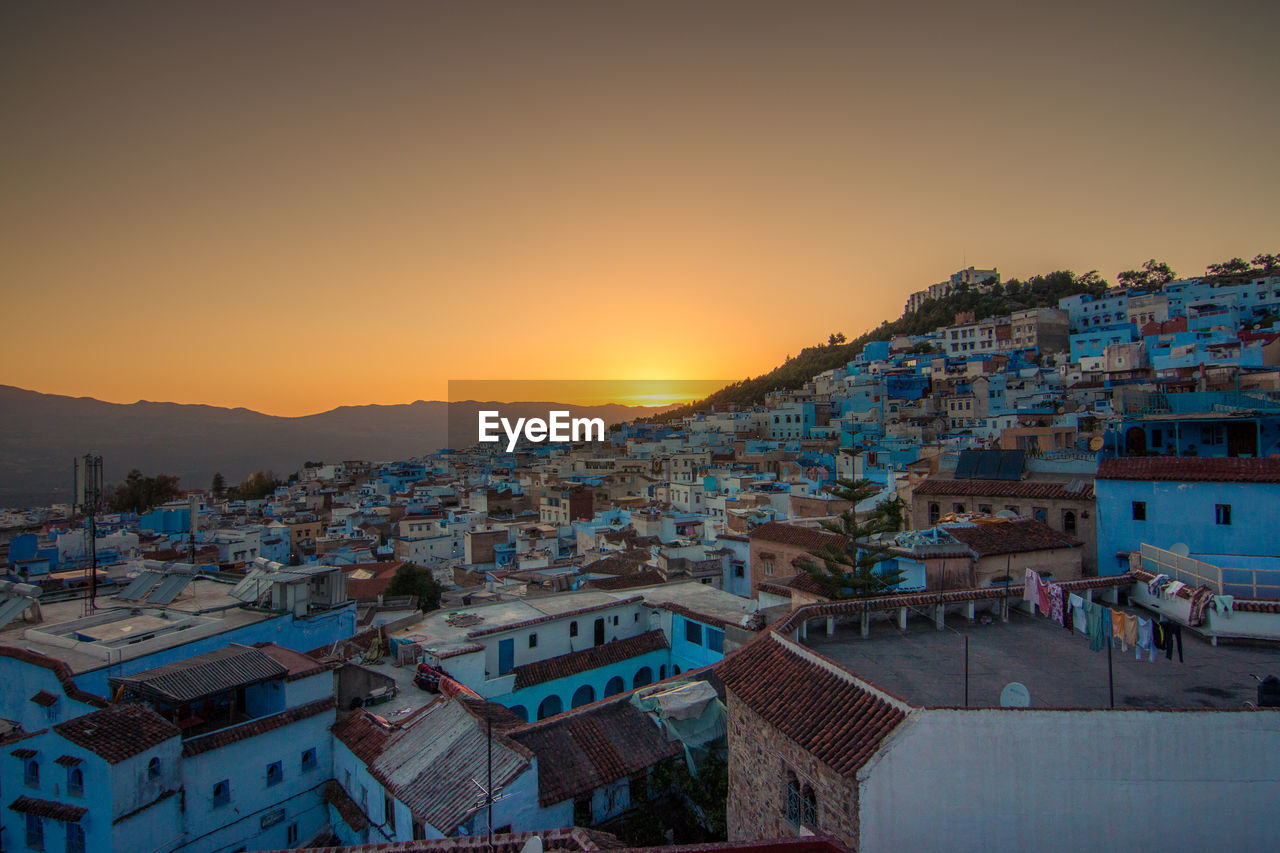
[1094,457,1280,576]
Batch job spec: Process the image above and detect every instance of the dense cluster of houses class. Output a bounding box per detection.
[2,265,1278,852]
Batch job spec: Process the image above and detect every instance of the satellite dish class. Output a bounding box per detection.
[1089,436,1105,451]
[1000,682,1031,708]
[520,837,543,853]
[1169,543,1190,557]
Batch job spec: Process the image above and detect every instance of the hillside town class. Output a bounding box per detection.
[2,264,1279,853]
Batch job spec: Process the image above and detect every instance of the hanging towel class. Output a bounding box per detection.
[1036,577,1051,617]
[1087,603,1110,652]
[1024,568,1039,604]
[1049,584,1065,626]
[1188,585,1214,627]
[1164,580,1186,599]
[1069,593,1087,634]
[1110,609,1128,651]
[1211,594,1234,616]
[1123,612,1139,650]
[1137,617,1154,661]
[1146,573,1170,595]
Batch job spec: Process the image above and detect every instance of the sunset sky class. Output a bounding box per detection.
[2,1,1277,416]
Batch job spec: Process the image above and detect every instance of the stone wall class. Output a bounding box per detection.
[725,690,860,849]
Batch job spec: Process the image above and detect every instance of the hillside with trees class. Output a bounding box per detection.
[648,268,1109,419]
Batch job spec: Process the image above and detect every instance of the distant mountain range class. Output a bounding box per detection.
[0,385,673,507]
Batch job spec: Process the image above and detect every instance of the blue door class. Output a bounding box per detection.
[498,638,514,675]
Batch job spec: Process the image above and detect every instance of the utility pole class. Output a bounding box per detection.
[74,454,103,616]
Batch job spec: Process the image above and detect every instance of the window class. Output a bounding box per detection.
[707,628,724,654]
[928,503,940,525]
[733,563,744,578]
[612,615,619,626]
[785,772,801,825]
[301,748,317,772]
[286,824,299,845]
[385,794,396,831]
[978,504,992,515]
[67,766,83,796]
[266,761,283,786]
[1063,511,1077,537]
[25,758,38,787]
[66,822,85,853]
[1151,428,1163,448]
[1132,501,1146,521]
[1216,504,1232,525]
[1033,507,1047,523]
[569,621,578,637]
[685,620,703,646]
[26,813,43,850]
[763,559,775,576]
[633,612,639,622]
[953,504,966,514]
[213,780,230,807]
[801,785,818,828]
[528,633,538,648]
[148,756,161,779]
[1005,505,1020,515]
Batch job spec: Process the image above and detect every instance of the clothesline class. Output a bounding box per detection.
[1022,568,1184,663]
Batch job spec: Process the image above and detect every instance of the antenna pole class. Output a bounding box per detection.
[487,716,494,852]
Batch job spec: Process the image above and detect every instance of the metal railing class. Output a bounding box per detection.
[1140,543,1280,600]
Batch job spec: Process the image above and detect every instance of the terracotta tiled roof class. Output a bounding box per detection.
[331,709,392,764]
[508,697,683,806]
[913,478,1094,499]
[10,748,37,759]
[0,647,108,708]
[252,642,333,681]
[258,826,625,853]
[748,522,849,550]
[182,697,335,757]
[323,778,368,832]
[718,634,906,777]
[53,703,179,764]
[53,755,82,766]
[770,575,1138,636]
[513,631,668,690]
[29,691,59,707]
[1097,456,1280,483]
[8,795,87,822]
[944,519,1080,557]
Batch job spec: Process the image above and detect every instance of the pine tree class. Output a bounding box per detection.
[796,478,904,599]
[211,472,225,496]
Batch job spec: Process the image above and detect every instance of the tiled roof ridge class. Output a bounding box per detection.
[770,574,1137,635]
[771,633,914,712]
[181,696,335,757]
[0,646,109,708]
[1097,456,1280,483]
[914,477,1095,499]
[453,697,536,761]
[511,630,669,690]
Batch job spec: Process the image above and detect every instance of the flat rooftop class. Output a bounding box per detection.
[805,607,1277,710]
[0,579,271,673]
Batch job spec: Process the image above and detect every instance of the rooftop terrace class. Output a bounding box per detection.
[805,607,1277,710]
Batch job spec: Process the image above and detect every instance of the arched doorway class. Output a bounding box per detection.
[537,695,563,720]
[571,685,595,708]
[604,676,625,696]
[508,705,528,723]
[633,666,653,688]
